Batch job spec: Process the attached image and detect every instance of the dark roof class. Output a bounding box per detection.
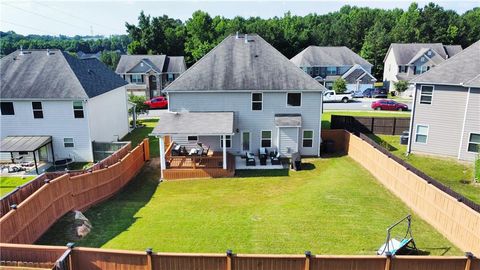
[165,34,325,92]
[412,40,480,87]
[151,112,234,135]
[385,43,462,65]
[290,46,372,68]
[274,114,302,127]
[1,50,128,99]
[0,136,52,152]
[115,55,186,74]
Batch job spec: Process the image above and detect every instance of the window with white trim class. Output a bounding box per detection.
[32,102,43,119]
[252,93,262,111]
[131,74,143,84]
[467,133,480,153]
[326,66,336,75]
[261,131,272,148]
[220,135,232,148]
[302,130,313,147]
[64,138,74,148]
[287,93,301,107]
[73,101,84,118]
[415,125,429,143]
[419,85,433,104]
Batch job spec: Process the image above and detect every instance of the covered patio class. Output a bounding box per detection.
[0,136,53,175]
[151,112,236,180]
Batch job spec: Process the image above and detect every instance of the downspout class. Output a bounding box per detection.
[458,87,471,160]
[318,91,323,157]
[406,83,417,155]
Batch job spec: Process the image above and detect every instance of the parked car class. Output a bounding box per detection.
[362,88,375,98]
[373,88,388,98]
[371,99,409,111]
[351,90,364,98]
[144,96,168,109]
[323,90,353,103]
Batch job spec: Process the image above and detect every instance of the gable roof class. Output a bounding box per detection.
[412,40,480,87]
[385,43,462,65]
[342,65,376,84]
[0,49,128,100]
[165,34,325,92]
[115,55,186,74]
[290,46,372,68]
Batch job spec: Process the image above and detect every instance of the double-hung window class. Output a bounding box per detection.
[468,133,480,153]
[419,85,433,104]
[252,93,262,111]
[261,131,272,148]
[326,66,336,75]
[64,138,74,148]
[167,73,174,82]
[73,101,84,118]
[0,102,14,115]
[220,135,232,148]
[287,93,301,107]
[32,102,43,119]
[131,74,143,84]
[302,130,313,147]
[415,125,429,143]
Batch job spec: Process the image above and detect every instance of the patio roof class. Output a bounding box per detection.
[275,114,302,127]
[0,136,52,152]
[151,112,235,136]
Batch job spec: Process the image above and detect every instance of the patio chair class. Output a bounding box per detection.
[202,145,210,156]
[258,148,268,165]
[171,143,181,156]
[270,151,281,165]
[246,152,256,166]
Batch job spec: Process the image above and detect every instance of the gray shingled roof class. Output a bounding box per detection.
[1,50,128,99]
[115,55,186,74]
[385,43,462,65]
[412,40,480,87]
[290,46,372,68]
[164,34,325,92]
[151,112,234,135]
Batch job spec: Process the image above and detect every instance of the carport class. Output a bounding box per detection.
[0,136,54,174]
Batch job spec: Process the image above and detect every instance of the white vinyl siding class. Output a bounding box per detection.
[279,127,298,156]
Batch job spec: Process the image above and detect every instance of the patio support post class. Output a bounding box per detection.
[33,150,39,175]
[159,136,166,179]
[222,135,227,170]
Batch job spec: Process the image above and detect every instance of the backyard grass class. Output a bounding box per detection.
[368,134,479,204]
[122,118,159,157]
[38,156,461,255]
[0,176,36,197]
[322,110,410,129]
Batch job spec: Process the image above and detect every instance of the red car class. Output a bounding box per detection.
[371,99,408,111]
[144,96,168,109]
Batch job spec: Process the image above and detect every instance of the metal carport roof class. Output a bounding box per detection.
[0,136,52,152]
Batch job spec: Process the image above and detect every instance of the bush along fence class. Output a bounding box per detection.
[345,131,480,256]
[331,115,410,135]
[1,244,479,270]
[0,142,132,217]
[0,139,149,244]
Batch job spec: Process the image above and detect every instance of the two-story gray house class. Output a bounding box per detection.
[290,46,376,91]
[408,40,479,162]
[115,55,186,98]
[151,34,326,178]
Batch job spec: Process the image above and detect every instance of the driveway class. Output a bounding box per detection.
[324,98,412,111]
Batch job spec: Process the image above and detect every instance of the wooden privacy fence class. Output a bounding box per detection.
[1,244,479,270]
[0,142,133,217]
[346,131,480,256]
[0,139,149,244]
[331,115,410,135]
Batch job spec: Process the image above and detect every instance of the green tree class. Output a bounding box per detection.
[184,11,216,63]
[360,20,391,79]
[391,3,421,42]
[393,80,409,93]
[333,78,347,93]
[99,51,121,70]
[128,94,149,114]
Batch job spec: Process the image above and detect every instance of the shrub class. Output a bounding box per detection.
[393,80,409,92]
[333,78,347,93]
[128,94,149,114]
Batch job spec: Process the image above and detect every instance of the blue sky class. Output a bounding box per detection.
[0,1,478,36]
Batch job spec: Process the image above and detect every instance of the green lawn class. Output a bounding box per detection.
[122,118,159,157]
[0,176,36,197]
[322,110,410,129]
[368,134,479,204]
[38,156,460,255]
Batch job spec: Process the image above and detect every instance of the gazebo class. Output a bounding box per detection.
[0,136,53,174]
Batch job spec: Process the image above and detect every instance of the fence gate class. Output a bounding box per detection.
[92,141,129,162]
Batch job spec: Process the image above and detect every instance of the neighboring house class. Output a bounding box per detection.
[151,33,326,177]
[383,43,462,94]
[0,49,129,165]
[290,46,376,91]
[115,55,186,98]
[408,40,479,162]
[77,51,102,60]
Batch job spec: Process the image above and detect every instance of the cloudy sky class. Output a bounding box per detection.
[0,0,478,36]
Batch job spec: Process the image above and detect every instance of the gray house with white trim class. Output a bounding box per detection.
[408,40,479,162]
[151,34,326,177]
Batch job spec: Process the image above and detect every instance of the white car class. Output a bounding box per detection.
[323,90,353,103]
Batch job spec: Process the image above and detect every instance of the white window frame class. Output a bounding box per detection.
[241,131,251,152]
[302,129,314,148]
[220,135,232,149]
[286,92,302,107]
[260,130,272,148]
[419,85,434,105]
[63,138,75,148]
[73,101,84,118]
[251,92,263,111]
[415,124,429,144]
[131,74,143,84]
[467,132,480,153]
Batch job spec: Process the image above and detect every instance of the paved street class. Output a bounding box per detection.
[323,98,412,111]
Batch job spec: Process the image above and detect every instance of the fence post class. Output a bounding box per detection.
[392,118,396,135]
[143,138,150,161]
[465,252,474,270]
[304,251,311,270]
[146,248,153,270]
[226,249,232,270]
[384,252,392,270]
